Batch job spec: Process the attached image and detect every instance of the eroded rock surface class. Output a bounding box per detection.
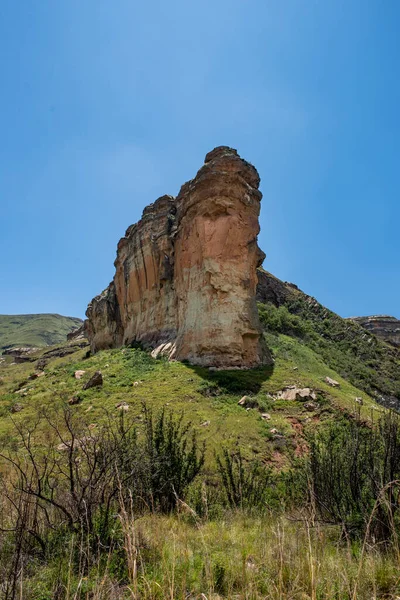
[348,316,400,347]
[86,146,271,368]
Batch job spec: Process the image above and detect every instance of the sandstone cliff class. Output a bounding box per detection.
[86,147,272,368]
[347,315,400,347]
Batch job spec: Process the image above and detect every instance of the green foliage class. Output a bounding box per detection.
[309,412,400,542]
[258,300,400,402]
[216,448,273,510]
[131,403,206,512]
[0,313,82,351]
[258,303,306,338]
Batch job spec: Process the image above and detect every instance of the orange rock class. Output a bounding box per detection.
[85,147,272,369]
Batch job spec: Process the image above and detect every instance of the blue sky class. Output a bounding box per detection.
[0,0,399,319]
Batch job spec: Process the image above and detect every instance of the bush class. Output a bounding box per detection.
[215,448,273,510]
[309,412,400,543]
[0,404,205,595]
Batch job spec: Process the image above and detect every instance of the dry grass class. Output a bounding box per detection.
[18,510,400,600]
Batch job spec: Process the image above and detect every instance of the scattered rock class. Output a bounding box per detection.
[355,397,364,405]
[200,420,210,427]
[28,371,45,380]
[82,371,103,390]
[68,396,81,405]
[57,442,70,451]
[270,428,279,434]
[11,403,24,413]
[238,396,259,409]
[276,387,316,401]
[303,401,318,411]
[115,401,129,411]
[74,370,86,379]
[261,413,271,420]
[36,359,48,370]
[325,376,340,388]
[67,323,86,341]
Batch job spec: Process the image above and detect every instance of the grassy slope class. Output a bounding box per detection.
[258,269,400,408]
[0,330,379,468]
[0,309,398,598]
[0,313,83,350]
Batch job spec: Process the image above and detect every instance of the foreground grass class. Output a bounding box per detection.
[20,511,400,599]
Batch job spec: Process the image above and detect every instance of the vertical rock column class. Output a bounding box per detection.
[173,147,271,367]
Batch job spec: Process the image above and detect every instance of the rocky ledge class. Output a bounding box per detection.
[347,315,400,347]
[86,147,272,368]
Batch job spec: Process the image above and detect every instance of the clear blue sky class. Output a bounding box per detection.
[1,1,399,319]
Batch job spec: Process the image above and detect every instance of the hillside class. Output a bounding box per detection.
[0,300,399,598]
[0,313,83,351]
[257,269,400,410]
[0,273,399,598]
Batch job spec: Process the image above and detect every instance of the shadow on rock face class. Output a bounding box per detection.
[186,363,274,396]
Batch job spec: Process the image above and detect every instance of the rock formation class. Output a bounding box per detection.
[348,316,400,347]
[86,146,272,368]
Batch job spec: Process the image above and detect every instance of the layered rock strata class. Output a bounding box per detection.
[86,147,272,368]
[348,316,400,347]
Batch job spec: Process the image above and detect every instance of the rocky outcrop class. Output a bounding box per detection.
[256,269,296,306]
[2,347,39,363]
[86,146,272,368]
[67,323,86,341]
[348,316,400,347]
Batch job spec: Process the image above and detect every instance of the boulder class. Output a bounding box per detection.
[74,370,86,379]
[82,371,103,390]
[68,396,81,405]
[115,401,129,411]
[238,396,259,409]
[325,377,340,388]
[303,401,318,411]
[276,387,316,401]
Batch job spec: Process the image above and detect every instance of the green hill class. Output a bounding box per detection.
[0,313,83,351]
[1,279,400,598]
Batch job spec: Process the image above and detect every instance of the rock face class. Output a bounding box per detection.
[86,146,272,368]
[348,316,400,347]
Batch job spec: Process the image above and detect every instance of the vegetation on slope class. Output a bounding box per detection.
[0,313,83,351]
[258,273,400,408]
[1,327,397,598]
[0,297,399,598]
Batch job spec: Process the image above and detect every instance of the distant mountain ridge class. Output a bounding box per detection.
[347,315,400,347]
[0,314,83,351]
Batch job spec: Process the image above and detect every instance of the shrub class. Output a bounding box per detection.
[309,412,400,543]
[0,404,205,594]
[215,448,272,510]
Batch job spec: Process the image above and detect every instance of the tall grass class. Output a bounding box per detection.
[17,511,400,599]
[3,406,400,598]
